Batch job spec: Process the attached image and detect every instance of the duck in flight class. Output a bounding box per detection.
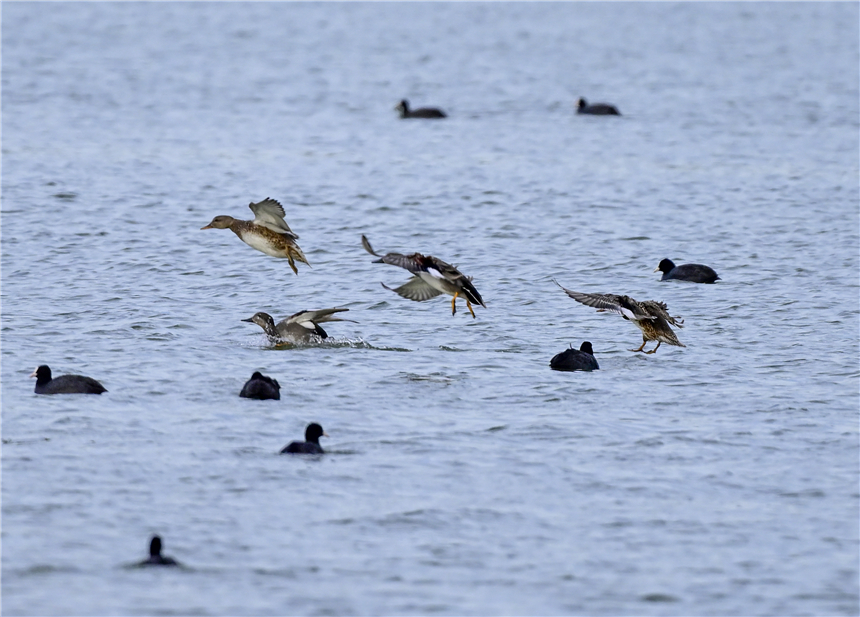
[362,235,485,318]
[554,281,684,354]
[242,308,354,344]
[201,198,309,274]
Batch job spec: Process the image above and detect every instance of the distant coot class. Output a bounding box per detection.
[550,342,600,372]
[395,99,446,119]
[30,365,106,395]
[655,258,720,284]
[280,423,328,454]
[239,371,280,400]
[138,535,179,567]
[576,97,621,116]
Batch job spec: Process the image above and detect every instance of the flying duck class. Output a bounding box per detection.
[554,282,684,354]
[362,235,485,318]
[201,198,309,274]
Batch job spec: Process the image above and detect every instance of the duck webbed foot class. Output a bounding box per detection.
[630,339,648,353]
[644,342,662,354]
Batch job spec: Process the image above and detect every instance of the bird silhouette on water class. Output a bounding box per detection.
[550,342,600,371]
[280,423,328,454]
[30,365,106,395]
[239,371,281,400]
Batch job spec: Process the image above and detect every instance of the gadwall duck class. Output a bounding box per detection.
[242,308,354,343]
[395,99,447,119]
[576,97,621,116]
[550,342,600,372]
[362,235,485,318]
[138,535,179,567]
[201,198,309,274]
[655,258,720,284]
[239,371,280,400]
[280,423,328,454]
[30,365,106,395]
[554,282,684,354]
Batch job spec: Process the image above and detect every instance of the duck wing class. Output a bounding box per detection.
[639,300,684,327]
[285,307,357,327]
[554,282,655,322]
[382,277,444,302]
[249,198,298,238]
[361,235,382,257]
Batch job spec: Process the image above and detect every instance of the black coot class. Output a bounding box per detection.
[239,371,280,400]
[30,365,106,395]
[550,342,600,372]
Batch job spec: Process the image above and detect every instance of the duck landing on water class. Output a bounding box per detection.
[554,281,684,354]
[242,308,355,344]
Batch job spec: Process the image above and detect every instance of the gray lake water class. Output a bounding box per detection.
[2,2,859,615]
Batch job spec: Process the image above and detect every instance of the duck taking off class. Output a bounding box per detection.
[554,281,684,354]
[201,198,309,274]
[242,308,354,343]
[362,235,485,318]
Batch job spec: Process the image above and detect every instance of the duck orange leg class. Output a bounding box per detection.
[630,338,648,353]
[451,291,459,315]
[466,299,476,318]
[645,341,662,354]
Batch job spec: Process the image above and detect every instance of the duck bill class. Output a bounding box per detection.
[200,224,213,230]
[241,317,254,323]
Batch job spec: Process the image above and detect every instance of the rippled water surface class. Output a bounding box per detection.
[2,3,859,615]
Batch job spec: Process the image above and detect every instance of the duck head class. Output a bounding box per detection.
[201,215,235,230]
[242,312,278,336]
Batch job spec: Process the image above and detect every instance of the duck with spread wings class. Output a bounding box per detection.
[554,281,684,354]
[201,198,309,274]
[362,235,485,318]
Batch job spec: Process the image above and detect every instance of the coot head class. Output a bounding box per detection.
[655,258,676,274]
[305,422,327,444]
